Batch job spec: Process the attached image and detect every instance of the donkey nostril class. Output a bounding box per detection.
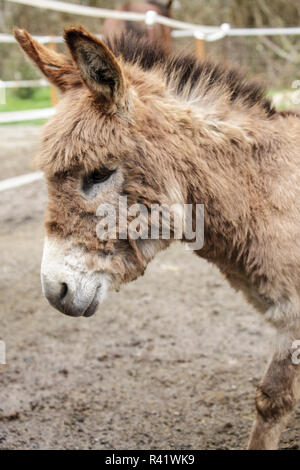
[60,282,68,300]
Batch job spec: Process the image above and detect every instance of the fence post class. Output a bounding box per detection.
[48,37,58,106]
[0,80,6,105]
[220,23,230,63]
[194,31,206,61]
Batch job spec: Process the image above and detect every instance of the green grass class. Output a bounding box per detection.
[0,87,51,125]
[0,87,51,112]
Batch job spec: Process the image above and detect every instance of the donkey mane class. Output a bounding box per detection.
[106,33,275,117]
[148,0,172,17]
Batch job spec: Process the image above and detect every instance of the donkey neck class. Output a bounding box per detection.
[168,100,281,262]
[174,101,272,203]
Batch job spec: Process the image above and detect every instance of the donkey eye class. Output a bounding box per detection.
[88,169,113,184]
[82,168,116,196]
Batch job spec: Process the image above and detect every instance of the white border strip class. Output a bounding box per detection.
[0,107,55,123]
[0,171,43,192]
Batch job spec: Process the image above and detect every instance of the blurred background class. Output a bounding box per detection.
[1,0,300,115]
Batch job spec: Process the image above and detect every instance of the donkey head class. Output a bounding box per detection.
[14,26,185,317]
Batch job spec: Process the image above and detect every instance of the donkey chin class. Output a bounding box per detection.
[41,237,111,317]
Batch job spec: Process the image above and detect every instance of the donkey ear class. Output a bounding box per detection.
[13,27,79,92]
[64,26,125,109]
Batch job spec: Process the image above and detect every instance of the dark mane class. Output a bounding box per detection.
[148,0,171,17]
[106,33,275,117]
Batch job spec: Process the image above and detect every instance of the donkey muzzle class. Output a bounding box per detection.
[42,275,99,317]
[41,237,110,318]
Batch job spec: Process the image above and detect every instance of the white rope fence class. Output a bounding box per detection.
[1,79,48,88]
[0,32,63,44]
[3,25,300,45]
[5,0,300,41]
[172,25,300,39]
[0,107,55,123]
[5,0,218,34]
[0,171,43,192]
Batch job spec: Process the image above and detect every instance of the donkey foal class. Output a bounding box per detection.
[14,25,300,449]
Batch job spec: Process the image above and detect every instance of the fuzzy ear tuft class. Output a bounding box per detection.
[13,27,80,92]
[64,26,125,109]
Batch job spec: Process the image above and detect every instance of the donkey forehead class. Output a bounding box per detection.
[37,88,135,176]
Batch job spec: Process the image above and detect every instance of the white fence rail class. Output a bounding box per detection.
[172,25,300,39]
[0,107,55,123]
[0,32,63,44]
[0,171,43,192]
[5,0,217,33]
[5,0,300,40]
[1,79,48,88]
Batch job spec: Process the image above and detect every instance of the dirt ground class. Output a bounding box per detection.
[0,126,299,450]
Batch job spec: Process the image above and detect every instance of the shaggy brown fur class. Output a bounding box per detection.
[102,1,173,54]
[14,25,300,450]
[106,33,275,116]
